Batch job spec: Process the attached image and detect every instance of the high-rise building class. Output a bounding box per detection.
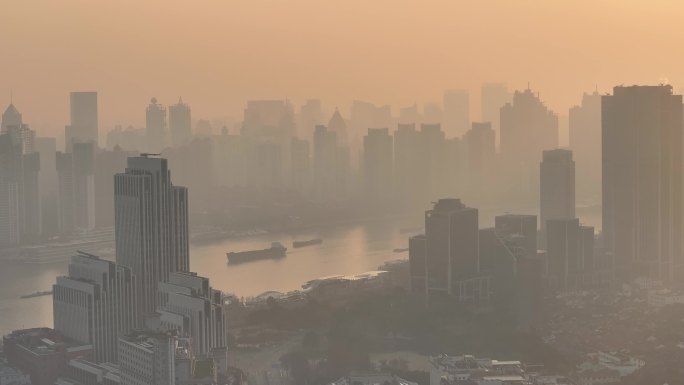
[312,125,338,200]
[464,122,496,199]
[602,85,683,283]
[57,142,96,234]
[569,91,601,203]
[443,89,469,138]
[114,155,189,320]
[500,88,558,202]
[146,98,167,153]
[419,124,448,201]
[150,272,226,356]
[421,199,481,300]
[168,98,192,148]
[290,137,310,194]
[35,137,58,237]
[118,330,176,385]
[546,218,594,290]
[540,149,575,233]
[480,83,511,139]
[0,133,21,246]
[95,147,133,228]
[422,102,443,125]
[299,99,324,141]
[394,123,423,206]
[1,103,23,132]
[362,128,393,200]
[53,251,137,363]
[66,92,98,149]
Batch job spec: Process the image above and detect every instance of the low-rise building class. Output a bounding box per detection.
[329,372,418,385]
[2,328,92,385]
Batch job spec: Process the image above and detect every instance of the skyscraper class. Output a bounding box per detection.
[53,251,137,363]
[569,91,601,203]
[66,92,98,149]
[114,155,189,321]
[422,199,480,299]
[500,88,558,202]
[168,98,192,148]
[1,103,23,132]
[540,149,575,233]
[480,83,511,139]
[362,128,393,200]
[443,89,469,138]
[146,98,167,153]
[312,125,338,200]
[57,142,96,234]
[0,133,21,246]
[464,122,496,199]
[394,123,423,206]
[602,85,683,283]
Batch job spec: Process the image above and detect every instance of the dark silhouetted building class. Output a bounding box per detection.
[481,83,511,136]
[602,85,682,283]
[546,218,595,290]
[66,92,98,149]
[540,149,575,233]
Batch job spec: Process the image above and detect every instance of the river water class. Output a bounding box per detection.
[0,207,601,336]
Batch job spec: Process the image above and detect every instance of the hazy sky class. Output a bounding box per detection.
[1,0,682,137]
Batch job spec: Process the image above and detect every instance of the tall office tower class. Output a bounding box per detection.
[500,88,559,201]
[290,137,311,194]
[241,100,295,138]
[362,128,393,200]
[53,251,137,363]
[464,122,496,199]
[394,123,423,206]
[115,155,189,320]
[328,108,348,146]
[162,138,213,212]
[602,85,683,283]
[57,142,96,232]
[66,92,98,149]
[443,89,469,138]
[569,91,601,203]
[146,98,167,153]
[312,125,338,200]
[419,123,448,201]
[423,102,443,124]
[20,151,41,241]
[422,199,479,299]
[481,83,511,138]
[168,98,192,148]
[299,99,324,141]
[70,142,95,231]
[35,137,58,237]
[152,272,226,356]
[540,149,575,233]
[546,218,594,290]
[95,147,132,228]
[494,214,538,258]
[118,331,176,385]
[1,102,23,131]
[0,134,21,245]
[399,104,420,124]
[500,88,559,164]
[350,100,392,163]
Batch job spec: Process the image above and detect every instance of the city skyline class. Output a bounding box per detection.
[2,1,684,135]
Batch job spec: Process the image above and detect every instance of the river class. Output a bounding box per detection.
[0,207,601,336]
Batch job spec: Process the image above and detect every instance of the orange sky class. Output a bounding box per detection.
[1,0,683,137]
